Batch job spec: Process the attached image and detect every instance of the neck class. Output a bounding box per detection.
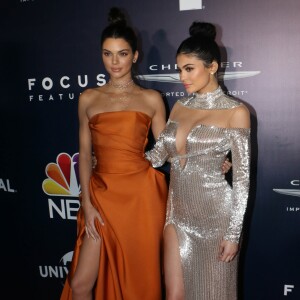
[196,81,219,95]
[180,86,223,110]
[108,78,134,90]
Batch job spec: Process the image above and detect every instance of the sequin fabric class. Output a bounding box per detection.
[146,86,251,300]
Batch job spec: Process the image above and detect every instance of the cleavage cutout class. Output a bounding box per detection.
[172,119,224,169]
[173,120,202,169]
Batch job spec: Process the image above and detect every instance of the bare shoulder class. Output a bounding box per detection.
[140,87,164,103]
[233,103,250,119]
[78,87,103,113]
[137,87,165,115]
[79,87,103,100]
[230,103,250,128]
[169,100,182,118]
[79,86,104,103]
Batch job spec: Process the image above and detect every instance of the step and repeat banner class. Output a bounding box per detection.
[1,0,300,299]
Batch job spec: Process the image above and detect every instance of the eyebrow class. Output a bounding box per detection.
[177,63,194,69]
[102,48,130,53]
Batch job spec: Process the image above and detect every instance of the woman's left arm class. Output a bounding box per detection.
[144,90,169,168]
[150,90,167,140]
[223,105,251,244]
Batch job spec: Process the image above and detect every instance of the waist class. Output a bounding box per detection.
[171,155,228,176]
[94,154,150,174]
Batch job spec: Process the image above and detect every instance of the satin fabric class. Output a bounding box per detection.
[60,111,167,300]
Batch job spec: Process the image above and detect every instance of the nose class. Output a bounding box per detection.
[112,54,119,65]
[179,72,185,82]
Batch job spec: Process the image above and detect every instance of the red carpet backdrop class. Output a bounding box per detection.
[1,0,300,299]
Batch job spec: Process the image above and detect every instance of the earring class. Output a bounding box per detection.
[133,59,136,63]
[210,72,214,75]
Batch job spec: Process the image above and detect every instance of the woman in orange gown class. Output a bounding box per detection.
[60,7,168,300]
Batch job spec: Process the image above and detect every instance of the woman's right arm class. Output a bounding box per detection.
[78,91,103,240]
[78,91,93,208]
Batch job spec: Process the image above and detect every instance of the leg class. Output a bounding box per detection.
[70,235,101,300]
[164,224,185,300]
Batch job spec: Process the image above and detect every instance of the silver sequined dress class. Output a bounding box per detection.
[146,86,251,300]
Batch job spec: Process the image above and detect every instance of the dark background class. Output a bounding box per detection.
[1,0,300,299]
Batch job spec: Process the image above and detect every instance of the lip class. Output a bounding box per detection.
[183,84,191,89]
[111,68,122,72]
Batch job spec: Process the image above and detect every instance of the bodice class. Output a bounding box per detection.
[89,111,152,173]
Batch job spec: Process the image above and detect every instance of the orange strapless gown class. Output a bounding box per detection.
[60,111,167,300]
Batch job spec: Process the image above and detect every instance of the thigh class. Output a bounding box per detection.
[71,234,101,289]
[163,224,184,298]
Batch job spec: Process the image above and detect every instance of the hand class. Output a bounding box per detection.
[218,240,239,263]
[81,201,104,241]
[222,158,232,174]
[92,152,97,169]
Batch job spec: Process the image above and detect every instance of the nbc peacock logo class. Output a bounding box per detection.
[42,152,80,197]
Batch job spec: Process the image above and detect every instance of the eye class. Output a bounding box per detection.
[102,51,111,57]
[185,67,193,72]
[119,51,129,56]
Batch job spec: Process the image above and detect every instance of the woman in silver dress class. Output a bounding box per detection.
[146,22,251,300]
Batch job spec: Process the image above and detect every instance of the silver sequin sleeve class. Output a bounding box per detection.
[145,130,169,168]
[224,128,251,243]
